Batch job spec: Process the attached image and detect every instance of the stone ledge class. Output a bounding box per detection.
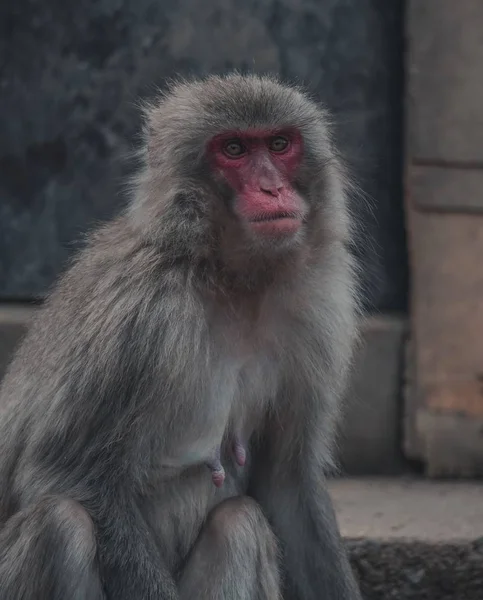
[330,477,483,599]
[338,315,407,475]
[409,164,483,213]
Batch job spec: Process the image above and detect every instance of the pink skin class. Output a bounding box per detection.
[232,437,246,467]
[205,447,226,488]
[207,129,307,237]
[205,436,247,488]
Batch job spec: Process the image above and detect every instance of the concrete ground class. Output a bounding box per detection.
[329,477,483,599]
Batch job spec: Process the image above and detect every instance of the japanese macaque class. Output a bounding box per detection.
[0,73,362,599]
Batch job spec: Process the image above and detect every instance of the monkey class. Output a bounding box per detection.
[0,73,362,599]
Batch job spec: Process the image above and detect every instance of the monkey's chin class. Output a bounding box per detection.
[248,217,302,238]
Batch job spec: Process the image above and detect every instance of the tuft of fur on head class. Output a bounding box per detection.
[127,73,356,287]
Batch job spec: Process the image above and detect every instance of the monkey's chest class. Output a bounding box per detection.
[162,353,277,473]
[149,355,279,570]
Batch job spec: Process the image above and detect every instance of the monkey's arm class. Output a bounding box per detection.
[0,230,205,598]
[249,391,362,600]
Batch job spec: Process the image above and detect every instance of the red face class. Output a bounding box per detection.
[207,129,307,239]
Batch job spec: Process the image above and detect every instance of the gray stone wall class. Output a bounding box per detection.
[0,0,406,311]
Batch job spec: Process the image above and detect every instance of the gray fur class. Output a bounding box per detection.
[0,73,361,599]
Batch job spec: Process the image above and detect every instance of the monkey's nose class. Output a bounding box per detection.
[259,181,284,197]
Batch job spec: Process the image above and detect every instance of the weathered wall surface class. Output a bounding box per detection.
[404,0,483,477]
[0,0,406,311]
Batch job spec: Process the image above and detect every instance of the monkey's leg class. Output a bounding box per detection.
[178,496,281,600]
[0,496,104,600]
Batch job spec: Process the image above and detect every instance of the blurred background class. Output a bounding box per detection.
[0,1,482,597]
[0,0,406,309]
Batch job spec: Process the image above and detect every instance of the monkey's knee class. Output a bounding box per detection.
[0,497,102,599]
[207,496,277,551]
[7,496,98,557]
[205,497,281,597]
[45,496,97,551]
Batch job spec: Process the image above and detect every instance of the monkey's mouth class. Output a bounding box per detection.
[248,211,302,236]
[249,211,299,223]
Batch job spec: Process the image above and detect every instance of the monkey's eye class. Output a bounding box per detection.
[223,139,246,158]
[268,136,290,153]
